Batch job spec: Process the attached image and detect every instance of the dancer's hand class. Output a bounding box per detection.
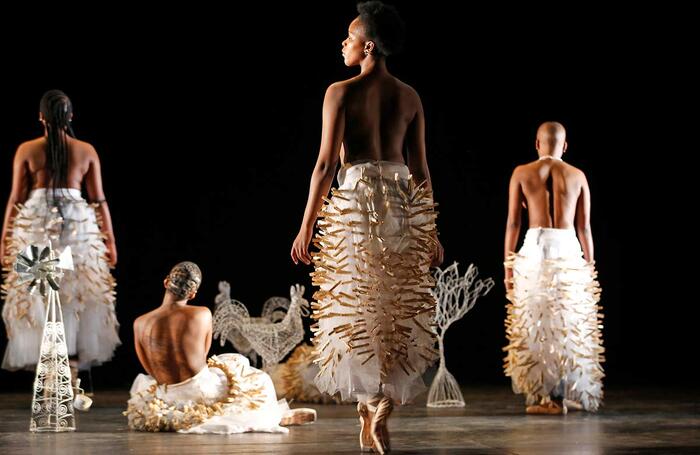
[0,242,7,267]
[430,238,444,267]
[291,228,313,265]
[504,267,513,292]
[105,239,118,268]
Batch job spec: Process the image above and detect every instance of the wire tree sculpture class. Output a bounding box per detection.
[427,262,494,408]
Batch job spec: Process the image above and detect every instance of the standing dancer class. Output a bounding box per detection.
[503,121,604,414]
[291,2,443,452]
[1,90,120,387]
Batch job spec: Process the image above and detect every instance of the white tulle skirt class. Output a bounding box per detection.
[267,343,343,404]
[311,160,439,404]
[2,188,120,371]
[125,353,288,434]
[504,228,604,411]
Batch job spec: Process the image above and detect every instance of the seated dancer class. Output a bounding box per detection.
[125,262,288,433]
[503,121,604,415]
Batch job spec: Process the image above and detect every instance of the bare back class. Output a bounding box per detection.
[133,306,212,385]
[290,60,438,266]
[21,136,98,190]
[340,73,419,164]
[516,160,587,229]
[2,132,117,268]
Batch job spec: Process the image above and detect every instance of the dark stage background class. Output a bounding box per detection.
[0,2,691,392]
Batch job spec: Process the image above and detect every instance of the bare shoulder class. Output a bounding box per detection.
[71,138,98,158]
[327,79,352,96]
[183,306,212,332]
[563,162,587,180]
[395,77,418,95]
[511,163,529,179]
[331,73,389,94]
[195,305,212,316]
[393,77,421,105]
[19,137,44,148]
[319,81,348,110]
[134,310,155,324]
[16,137,44,157]
[187,305,212,320]
[133,312,149,334]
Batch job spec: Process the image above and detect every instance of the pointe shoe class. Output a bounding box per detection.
[280,408,317,426]
[563,399,584,411]
[526,399,567,415]
[358,402,375,452]
[369,397,393,454]
[73,379,93,412]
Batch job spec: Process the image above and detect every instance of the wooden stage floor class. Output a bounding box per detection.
[0,386,698,454]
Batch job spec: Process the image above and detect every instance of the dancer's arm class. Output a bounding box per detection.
[85,147,117,267]
[291,83,345,265]
[575,174,594,262]
[504,169,523,288]
[406,93,432,190]
[0,145,30,265]
[184,308,212,373]
[406,91,443,266]
[133,319,155,377]
[203,310,213,354]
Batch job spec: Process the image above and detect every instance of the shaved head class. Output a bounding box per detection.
[537,122,566,144]
[536,121,567,157]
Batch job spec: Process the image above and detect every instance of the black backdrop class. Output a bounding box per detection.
[0,1,692,391]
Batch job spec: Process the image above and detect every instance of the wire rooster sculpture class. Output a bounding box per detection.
[213,282,310,368]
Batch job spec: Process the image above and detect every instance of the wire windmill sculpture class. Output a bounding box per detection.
[213,282,310,368]
[427,262,494,408]
[14,243,76,431]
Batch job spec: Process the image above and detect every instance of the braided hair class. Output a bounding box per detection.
[166,262,203,299]
[39,90,76,195]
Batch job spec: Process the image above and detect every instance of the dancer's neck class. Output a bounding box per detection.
[538,155,563,161]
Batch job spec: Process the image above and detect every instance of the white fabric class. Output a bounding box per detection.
[127,353,288,434]
[504,228,604,411]
[2,188,120,371]
[312,160,438,404]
